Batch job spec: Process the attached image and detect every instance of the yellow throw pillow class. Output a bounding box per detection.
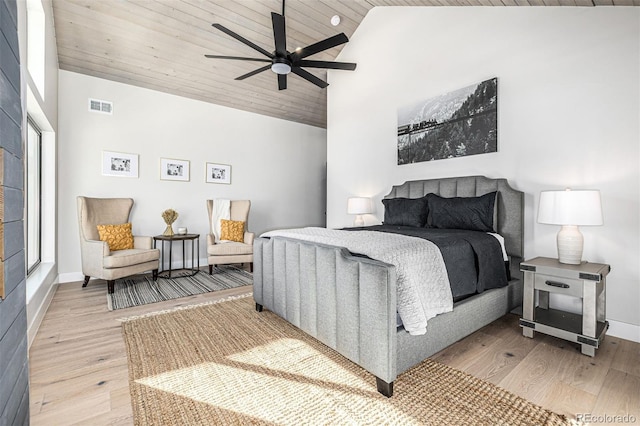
[97,223,134,251]
[220,219,245,243]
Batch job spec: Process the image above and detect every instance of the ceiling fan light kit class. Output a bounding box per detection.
[204,0,356,90]
[271,58,291,75]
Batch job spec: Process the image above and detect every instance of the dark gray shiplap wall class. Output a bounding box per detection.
[0,0,29,424]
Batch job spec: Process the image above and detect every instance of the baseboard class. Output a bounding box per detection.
[607,319,640,343]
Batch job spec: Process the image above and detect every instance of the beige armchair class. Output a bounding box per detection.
[77,196,160,294]
[206,199,254,274]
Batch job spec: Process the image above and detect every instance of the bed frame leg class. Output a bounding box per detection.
[376,377,393,397]
[255,303,263,312]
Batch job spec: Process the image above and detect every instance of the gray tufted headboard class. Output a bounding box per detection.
[384,175,524,260]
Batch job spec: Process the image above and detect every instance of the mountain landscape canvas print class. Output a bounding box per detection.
[397,78,498,165]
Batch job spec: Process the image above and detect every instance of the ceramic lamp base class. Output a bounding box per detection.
[557,225,584,265]
[353,215,365,227]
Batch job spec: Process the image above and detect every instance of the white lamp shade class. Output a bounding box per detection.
[537,189,603,226]
[347,197,372,215]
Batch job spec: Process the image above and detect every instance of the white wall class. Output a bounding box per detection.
[327,7,639,340]
[58,71,326,281]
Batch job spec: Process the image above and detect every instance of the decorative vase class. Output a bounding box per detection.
[163,225,175,236]
[161,208,179,237]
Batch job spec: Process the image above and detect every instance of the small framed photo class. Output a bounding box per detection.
[102,151,138,178]
[206,163,231,184]
[160,158,190,182]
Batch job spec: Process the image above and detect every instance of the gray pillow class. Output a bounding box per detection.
[427,192,497,232]
[382,196,429,227]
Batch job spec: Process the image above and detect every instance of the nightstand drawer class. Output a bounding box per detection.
[534,274,583,298]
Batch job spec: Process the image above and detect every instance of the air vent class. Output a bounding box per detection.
[88,98,113,115]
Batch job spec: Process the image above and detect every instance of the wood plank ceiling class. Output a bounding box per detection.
[52,0,633,128]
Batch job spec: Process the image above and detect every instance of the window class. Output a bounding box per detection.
[26,117,41,274]
[26,0,46,97]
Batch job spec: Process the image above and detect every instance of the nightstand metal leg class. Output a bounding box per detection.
[582,281,597,337]
[522,270,535,338]
[582,280,598,357]
[597,279,606,323]
[581,345,596,357]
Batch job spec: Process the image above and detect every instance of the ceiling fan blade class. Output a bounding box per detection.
[212,23,274,59]
[278,74,287,91]
[297,60,357,71]
[291,67,328,88]
[235,65,271,80]
[292,33,349,60]
[204,54,271,63]
[271,12,287,56]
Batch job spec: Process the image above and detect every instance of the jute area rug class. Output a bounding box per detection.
[108,265,252,311]
[121,295,578,426]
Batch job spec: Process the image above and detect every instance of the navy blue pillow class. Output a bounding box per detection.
[382,196,429,227]
[427,192,497,232]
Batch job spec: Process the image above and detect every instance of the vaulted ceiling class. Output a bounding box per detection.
[51,0,633,128]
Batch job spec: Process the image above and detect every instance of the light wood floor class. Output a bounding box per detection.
[29,276,640,425]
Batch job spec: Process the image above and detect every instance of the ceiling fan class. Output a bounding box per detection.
[204,0,357,90]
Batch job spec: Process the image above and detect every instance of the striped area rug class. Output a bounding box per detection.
[107,266,252,311]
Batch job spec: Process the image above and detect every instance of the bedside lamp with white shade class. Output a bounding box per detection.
[537,189,603,265]
[347,197,372,227]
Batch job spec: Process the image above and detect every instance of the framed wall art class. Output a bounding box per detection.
[102,151,139,178]
[397,77,497,165]
[160,158,190,182]
[206,163,231,184]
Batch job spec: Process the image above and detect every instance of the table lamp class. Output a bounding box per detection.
[537,189,603,264]
[347,197,372,227]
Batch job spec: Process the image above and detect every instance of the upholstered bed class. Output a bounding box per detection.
[253,175,524,397]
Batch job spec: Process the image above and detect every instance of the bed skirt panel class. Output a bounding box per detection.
[396,277,523,374]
